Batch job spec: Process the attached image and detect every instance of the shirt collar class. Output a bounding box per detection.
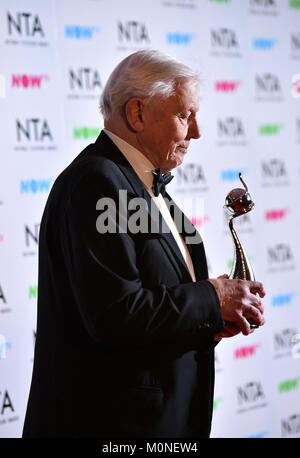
[103,128,155,192]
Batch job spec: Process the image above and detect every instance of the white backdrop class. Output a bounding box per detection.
[0,0,300,438]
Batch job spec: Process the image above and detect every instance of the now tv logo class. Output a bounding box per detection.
[11,74,49,89]
[234,343,260,359]
[20,178,54,194]
[215,80,241,92]
[265,208,289,221]
[190,215,209,228]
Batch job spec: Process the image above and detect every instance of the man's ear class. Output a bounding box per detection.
[125,98,145,132]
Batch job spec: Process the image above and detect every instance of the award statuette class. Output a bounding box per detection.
[224,173,258,329]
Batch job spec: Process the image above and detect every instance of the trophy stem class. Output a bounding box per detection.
[228,217,255,281]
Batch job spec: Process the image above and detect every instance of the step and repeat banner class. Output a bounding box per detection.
[0,0,300,438]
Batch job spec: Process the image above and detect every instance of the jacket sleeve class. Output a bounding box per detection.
[60,172,224,349]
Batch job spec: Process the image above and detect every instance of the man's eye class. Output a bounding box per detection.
[179,113,190,120]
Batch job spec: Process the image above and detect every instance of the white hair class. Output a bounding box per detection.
[99,49,199,120]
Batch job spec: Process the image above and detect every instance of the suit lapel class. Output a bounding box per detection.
[163,193,208,281]
[95,131,205,282]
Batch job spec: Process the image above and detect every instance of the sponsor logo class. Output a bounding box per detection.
[273,328,298,359]
[0,389,17,426]
[215,80,241,92]
[73,126,101,140]
[292,74,300,98]
[234,343,260,359]
[213,397,224,411]
[281,414,300,437]
[210,28,241,57]
[259,123,283,135]
[68,68,102,100]
[247,431,269,438]
[292,334,300,359]
[290,0,300,9]
[14,118,56,151]
[20,178,54,194]
[227,255,254,271]
[0,283,6,305]
[0,75,6,98]
[249,0,278,16]
[261,158,288,187]
[264,208,289,221]
[221,168,247,181]
[252,37,278,50]
[11,74,49,89]
[255,73,283,101]
[175,163,208,192]
[278,377,300,393]
[0,335,12,360]
[64,25,100,40]
[5,11,48,47]
[267,243,295,272]
[0,283,10,314]
[291,33,300,59]
[28,285,38,299]
[237,381,267,413]
[23,223,40,257]
[271,292,296,307]
[217,117,246,145]
[189,215,209,229]
[166,32,196,45]
[117,21,150,50]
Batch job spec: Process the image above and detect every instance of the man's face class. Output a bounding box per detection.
[137,77,201,172]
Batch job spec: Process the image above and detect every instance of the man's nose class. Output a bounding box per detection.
[187,118,201,140]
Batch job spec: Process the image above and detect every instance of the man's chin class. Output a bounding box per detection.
[162,156,184,173]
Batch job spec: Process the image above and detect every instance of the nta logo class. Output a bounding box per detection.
[218,117,245,137]
[7,12,44,37]
[16,118,53,142]
[176,163,206,185]
[211,28,239,49]
[0,283,6,304]
[0,390,14,415]
[267,243,293,265]
[281,414,300,437]
[69,68,102,91]
[255,73,282,95]
[237,381,265,406]
[118,21,150,43]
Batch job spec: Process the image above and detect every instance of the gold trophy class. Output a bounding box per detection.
[224,173,258,328]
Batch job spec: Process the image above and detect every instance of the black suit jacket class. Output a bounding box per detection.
[22,131,224,438]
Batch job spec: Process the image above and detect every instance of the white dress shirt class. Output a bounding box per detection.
[103,128,196,282]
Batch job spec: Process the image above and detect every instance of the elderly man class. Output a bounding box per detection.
[23,50,265,438]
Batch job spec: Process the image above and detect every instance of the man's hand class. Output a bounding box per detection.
[208,275,266,336]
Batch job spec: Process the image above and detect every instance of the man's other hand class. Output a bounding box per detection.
[208,275,266,336]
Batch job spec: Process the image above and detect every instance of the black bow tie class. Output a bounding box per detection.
[152,168,174,197]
